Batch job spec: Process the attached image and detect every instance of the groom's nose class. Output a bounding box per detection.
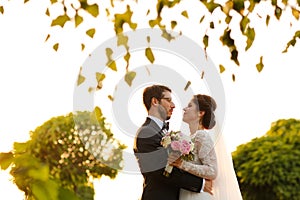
[171,102,175,108]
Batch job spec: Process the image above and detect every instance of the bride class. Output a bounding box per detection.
[169,94,243,200]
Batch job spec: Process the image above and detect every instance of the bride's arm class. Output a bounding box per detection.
[172,132,218,180]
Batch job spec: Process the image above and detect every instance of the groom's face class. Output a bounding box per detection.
[159,91,175,120]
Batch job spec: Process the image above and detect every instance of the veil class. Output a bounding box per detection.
[211,128,243,200]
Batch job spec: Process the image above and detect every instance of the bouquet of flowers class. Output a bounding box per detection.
[161,131,194,177]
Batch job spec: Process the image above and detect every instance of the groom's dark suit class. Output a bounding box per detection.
[133,117,203,200]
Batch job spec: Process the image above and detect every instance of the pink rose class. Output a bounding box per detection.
[171,141,181,151]
[180,140,191,155]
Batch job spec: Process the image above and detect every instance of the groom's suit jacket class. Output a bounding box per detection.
[133,117,203,200]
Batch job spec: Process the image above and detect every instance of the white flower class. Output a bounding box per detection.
[161,136,171,148]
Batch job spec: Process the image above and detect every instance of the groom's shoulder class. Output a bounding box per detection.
[137,124,158,137]
[134,118,160,138]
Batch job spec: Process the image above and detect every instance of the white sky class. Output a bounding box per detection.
[1,0,300,199]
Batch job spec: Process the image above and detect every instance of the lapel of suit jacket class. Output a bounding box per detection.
[144,117,163,138]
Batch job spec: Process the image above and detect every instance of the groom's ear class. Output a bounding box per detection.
[151,97,159,106]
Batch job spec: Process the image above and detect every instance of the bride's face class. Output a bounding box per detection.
[182,100,200,124]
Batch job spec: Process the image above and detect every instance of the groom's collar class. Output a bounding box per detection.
[147,115,164,129]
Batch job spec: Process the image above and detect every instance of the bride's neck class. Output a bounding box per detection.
[189,123,204,135]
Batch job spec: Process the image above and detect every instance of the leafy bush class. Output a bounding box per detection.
[232,119,300,200]
[0,107,126,200]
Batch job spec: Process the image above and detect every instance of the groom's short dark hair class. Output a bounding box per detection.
[143,85,172,111]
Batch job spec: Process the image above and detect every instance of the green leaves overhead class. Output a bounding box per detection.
[51,14,70,27]
[77,67,85,86]
[210,21,214,29]
[146,36,155,63]
[114,5,137,34]
[283,30,300,53]
[225,15,232,24]
[117,33,129,50]
[106,48,117,71]
[85,4,99,17]
[145,47,155,63]
[81,43,85,51]
[275,6,282,20]
[108,95,114,101]
[248,0,258,12]
[171,21,177,29]
[219,65,225,73]
[96,72,106,81]
[117,33,130,68]
[86,28,95,38]
[45,34,50,42]
[149,16,163,28]
[184,81,191,91]
[232,0,245,14]
[45,8,50,16]
[203,0,220,13]
[20,0,300,80]
[75,14,83,27]
[222,1,233,15]
[220,28,234,46]
[149,0,180,32]
[203,34,209,50]
[181,10,189,18]
[161,29,175,41]
[220,28,240,66]
[199,16,205,23]
[266,15,270,26]
[77,74,85,86]
[124,52,131,69]
[125,71,136,86]
[53,43,59,51]
[96,72,105,90]
[0,6,4,14]
[292,7,300,20]
[158,0,180,9]
[239,16,255,50]
[245,27,255,50]
[240,16,250,33]
[256,56,264,72]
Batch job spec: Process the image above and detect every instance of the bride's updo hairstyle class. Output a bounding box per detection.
[193,94,217,129]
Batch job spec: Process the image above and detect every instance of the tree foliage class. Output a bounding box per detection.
[0,107,126,200]
[232,119,300,200]
[2,0,300,77]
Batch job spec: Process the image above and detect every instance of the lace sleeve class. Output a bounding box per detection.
[180,131,218,180]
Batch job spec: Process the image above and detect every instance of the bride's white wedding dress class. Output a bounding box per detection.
[179,130,243,200]
[179,130,217,200]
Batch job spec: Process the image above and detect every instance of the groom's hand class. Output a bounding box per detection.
[168,152,182,167]
[204,179,213,195]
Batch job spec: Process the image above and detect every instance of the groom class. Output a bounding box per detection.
[133,85,211,200]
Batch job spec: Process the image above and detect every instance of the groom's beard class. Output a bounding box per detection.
[158,105,168,121]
